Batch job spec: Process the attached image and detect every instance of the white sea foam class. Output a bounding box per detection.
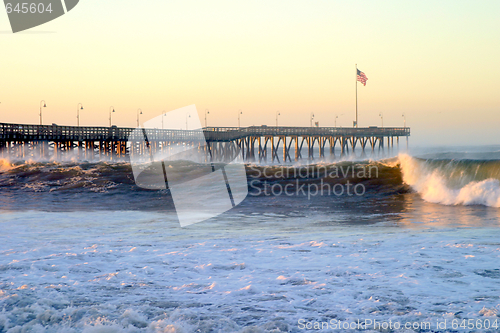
[1,211,500,332]
[400,154,500,207]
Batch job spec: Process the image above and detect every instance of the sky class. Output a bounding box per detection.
[0,0,499,146]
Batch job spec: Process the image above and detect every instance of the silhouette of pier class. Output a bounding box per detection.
[0,122,410,162]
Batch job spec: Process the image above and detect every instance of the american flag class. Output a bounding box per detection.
[357,69,368,86]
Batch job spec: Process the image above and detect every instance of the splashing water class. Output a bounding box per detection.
[399,154,500,207]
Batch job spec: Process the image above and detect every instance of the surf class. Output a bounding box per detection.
[3,155,500,209]
[399,154,500,207]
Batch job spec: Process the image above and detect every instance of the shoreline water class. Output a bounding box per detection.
[1,148,500,332]
[1,207,500,332]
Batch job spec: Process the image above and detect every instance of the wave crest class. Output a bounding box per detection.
[400,154,500,207]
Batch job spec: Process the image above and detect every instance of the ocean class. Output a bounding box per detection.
[1,146,500,332]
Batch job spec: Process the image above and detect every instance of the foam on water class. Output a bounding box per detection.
[2,149,500,332]
[400,154,500,207]
[1,210,500,332]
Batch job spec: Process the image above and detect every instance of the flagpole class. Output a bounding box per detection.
[355,64,358,128]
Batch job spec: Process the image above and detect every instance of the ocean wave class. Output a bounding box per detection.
[399,154,500,207]
[0,159,135,194]
[2,155,500,208]
[0,158,407,195]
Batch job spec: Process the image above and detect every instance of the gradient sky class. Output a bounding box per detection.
[1,0,499,146]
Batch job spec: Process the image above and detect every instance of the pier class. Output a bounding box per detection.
[0,122,410,162]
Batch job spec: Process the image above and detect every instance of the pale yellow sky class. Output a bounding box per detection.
[1,0,499,145]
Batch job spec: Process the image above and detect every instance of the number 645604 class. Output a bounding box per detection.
[5,3,54,14]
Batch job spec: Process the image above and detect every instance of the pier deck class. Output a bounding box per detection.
[0,122,410,162]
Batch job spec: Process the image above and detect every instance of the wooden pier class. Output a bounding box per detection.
[0,122,410,162]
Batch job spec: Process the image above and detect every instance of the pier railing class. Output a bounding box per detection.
[0,123,410,142]
[203,126,410,141]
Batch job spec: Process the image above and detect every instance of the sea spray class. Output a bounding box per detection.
[399,154,500,207]
[0,159,13,172]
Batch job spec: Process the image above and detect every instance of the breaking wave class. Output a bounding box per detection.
[399,154,500,207]
[2,154,500,208]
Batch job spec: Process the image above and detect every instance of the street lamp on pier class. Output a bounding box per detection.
[77,103,83,126]
[109,106,115,127]
[137,108,143,127]
[310,112,314,127]
[276,111,281,127]
[379,112,384,127]
[39,100,46,125]
[238,110,242,128]
[162,111,167,130]
[335,114,344,127]
[205,109,209,128]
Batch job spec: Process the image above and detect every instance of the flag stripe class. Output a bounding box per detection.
[357,69,368,86]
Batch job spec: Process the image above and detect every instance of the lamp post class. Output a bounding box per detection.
[77,103,84,126]
[162,111,166,130]
[205,109,209,128]
[335,114,344,127]
[137,108,143,127]
[238,110,242,128]
[276,111,281,127]
[186,114,191,130]
[39,100,46,125]
[402,113,406,128]
[379,112,384,127]
[109,106,115,127]
[310,112,314,127]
